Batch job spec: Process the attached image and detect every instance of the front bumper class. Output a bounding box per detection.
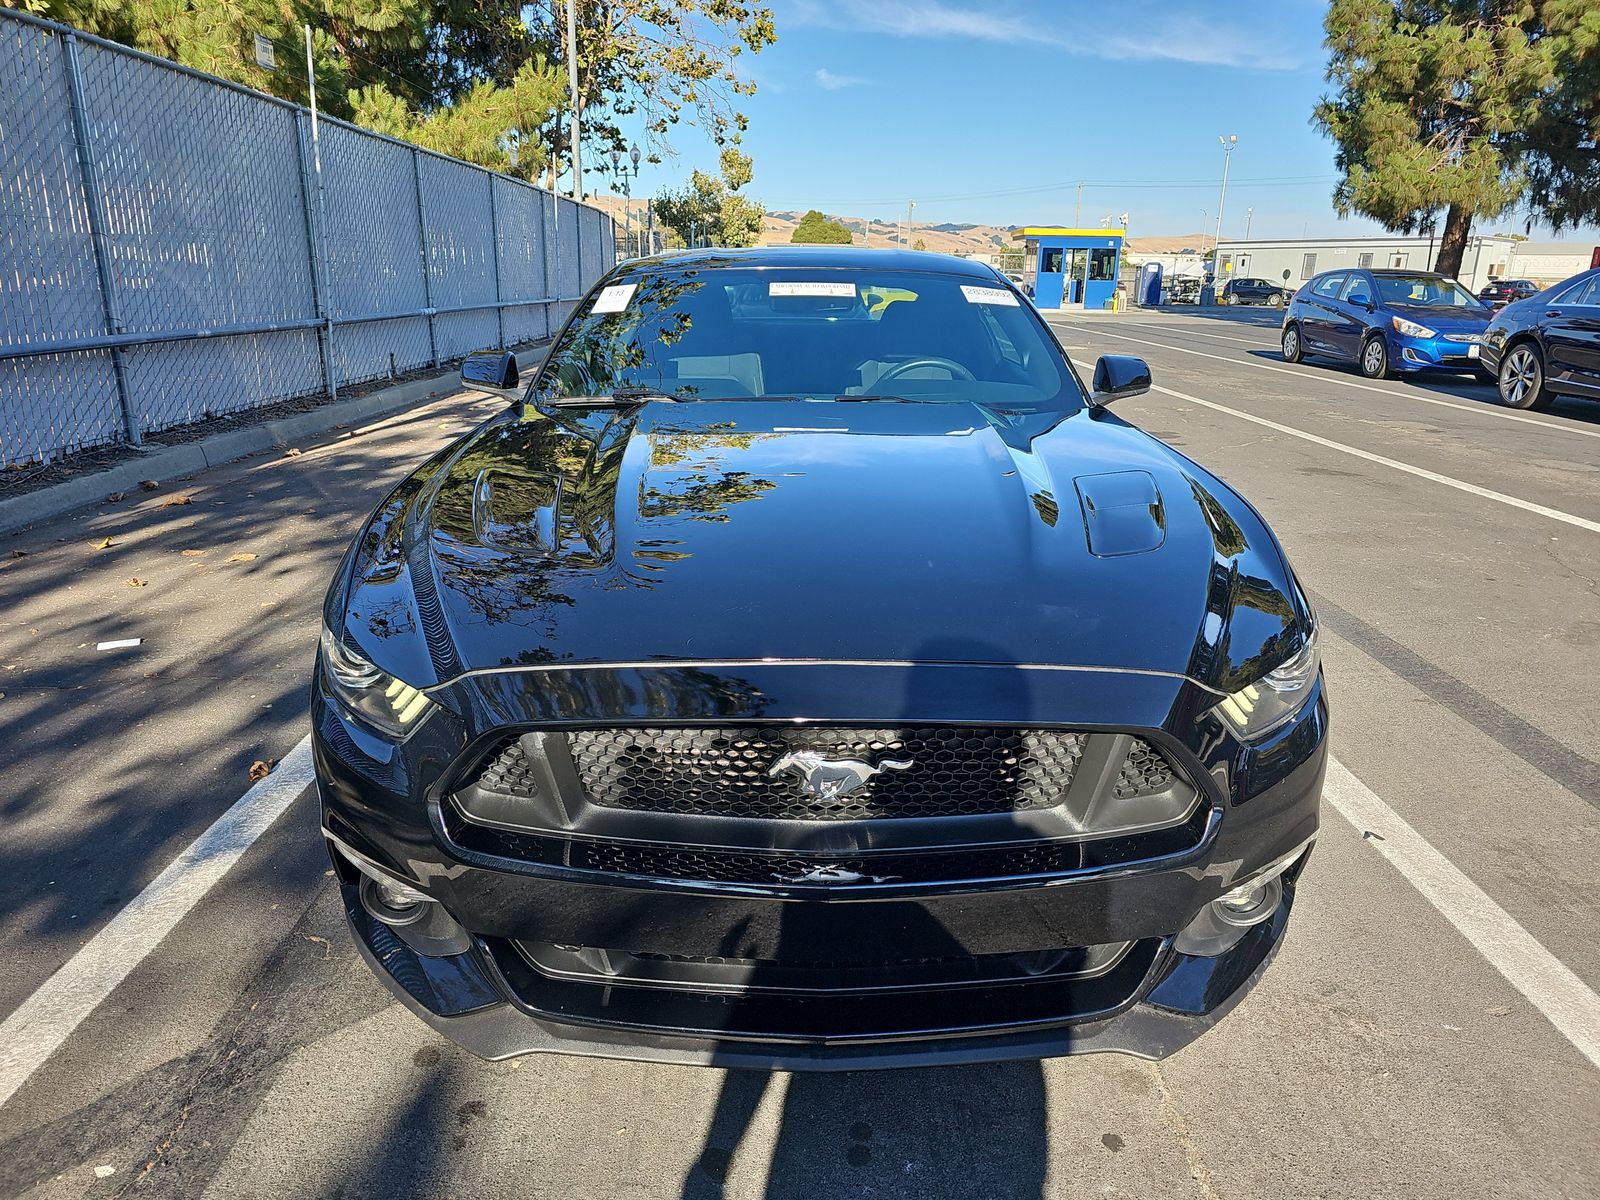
[315,662,1327,1069]
[1391,332,1486,372]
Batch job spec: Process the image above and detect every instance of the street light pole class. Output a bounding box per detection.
[1244,206,1254,242]
[906,199,916,247]
[565,0,581,200]
[1213,134,1237,257]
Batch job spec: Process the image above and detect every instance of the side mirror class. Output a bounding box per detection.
[1090,355,1152,407]
[461,350,519,393]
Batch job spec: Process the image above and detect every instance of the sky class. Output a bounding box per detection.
[595,0,1600,244]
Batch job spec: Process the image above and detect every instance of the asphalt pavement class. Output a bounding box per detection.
[1,307,1597,1199]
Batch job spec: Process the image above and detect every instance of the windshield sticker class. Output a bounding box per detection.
[960,284,1020,306]
[769,281,857,298]
[590,283,637,314]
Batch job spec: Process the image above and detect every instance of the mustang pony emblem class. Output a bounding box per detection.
[767,751,914,801]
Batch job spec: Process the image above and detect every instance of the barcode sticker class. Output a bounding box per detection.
[960,285,1020,306]
[591,283,637,314]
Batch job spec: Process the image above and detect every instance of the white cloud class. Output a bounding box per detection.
[788,1,1303,71]
[814,67,868,90]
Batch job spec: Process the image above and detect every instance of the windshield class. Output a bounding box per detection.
[537,264,1083,410]
[1373,275,1482,308]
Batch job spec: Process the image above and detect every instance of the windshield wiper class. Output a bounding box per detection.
[545,388,683,409]
[833,394,923,403]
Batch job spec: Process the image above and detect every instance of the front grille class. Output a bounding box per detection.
[562,725,1091,820]
[1114,741,1174,799]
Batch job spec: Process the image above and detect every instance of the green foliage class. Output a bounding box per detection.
[912,237,927,251]
[23,0,776,192]
[655,148,764,248]
[1314,0,1557,272]
[791,209,853,244]
[1518,2,1600,229]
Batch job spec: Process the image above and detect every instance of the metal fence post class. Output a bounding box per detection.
[61,32,139,445]
[487,175,504,349]
[411,147,438,366]
[539,192,554,339]
[294,111,337,400]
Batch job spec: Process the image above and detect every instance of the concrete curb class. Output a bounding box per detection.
[0,347,544,538]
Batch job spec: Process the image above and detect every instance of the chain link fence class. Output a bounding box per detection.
[0,9,616,468]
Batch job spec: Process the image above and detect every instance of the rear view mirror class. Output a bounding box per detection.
[1090,355,1152,407]
[461,350,519,393]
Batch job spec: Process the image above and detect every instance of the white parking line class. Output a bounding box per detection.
[1151,382,1600,534]
[0,736,314,1110]
[1123,321,1277,347]
[1060,322,1600,441]
[1324,759,1600,1070]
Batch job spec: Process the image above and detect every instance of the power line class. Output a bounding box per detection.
[767,175,1339,208]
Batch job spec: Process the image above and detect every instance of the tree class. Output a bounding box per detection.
[654,148,764,248]
[1314,0,1556,275]
[791,209,853,244]
[529,1,777,191]
[1517,3,1600,229]
[912,237,927,251]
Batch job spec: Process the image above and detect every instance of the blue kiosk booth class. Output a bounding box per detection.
[1014,227,1124,310]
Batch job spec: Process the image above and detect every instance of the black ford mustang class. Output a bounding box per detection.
[314,247,1326,1070]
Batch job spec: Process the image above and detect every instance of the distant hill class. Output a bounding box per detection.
[589,195,1206,260]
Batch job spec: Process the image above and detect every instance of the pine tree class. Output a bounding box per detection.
[1315,0,1555,275]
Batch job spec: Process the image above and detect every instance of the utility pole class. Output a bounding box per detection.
[565,0,581,200]
[1075,181,1084,227]
[1244,206,1254,242]
[1213,134,1237,257]
[905,199,916,247]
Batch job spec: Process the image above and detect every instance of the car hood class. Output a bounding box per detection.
[1385,303,1491,332]
[333,399,1306,692]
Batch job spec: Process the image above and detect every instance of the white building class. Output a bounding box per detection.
[1212,235,1522,293]
[1503,241,1597,286]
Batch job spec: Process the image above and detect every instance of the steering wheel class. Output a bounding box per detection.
[876,356,976,384]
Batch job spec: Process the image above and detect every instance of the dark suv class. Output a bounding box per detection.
[1221,277,1290,307]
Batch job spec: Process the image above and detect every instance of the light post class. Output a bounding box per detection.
[905,199,916,247]
[1213,134,1238,260]
[610,142,641,257]
[1244,206,1254,243]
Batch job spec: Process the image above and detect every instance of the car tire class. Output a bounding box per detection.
[1498,342,1554,410]
[1281,323,1304,364]
[1271,292,1286,308]
[1360,335,1391,380]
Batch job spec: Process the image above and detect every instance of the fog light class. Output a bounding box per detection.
[1174,841,1311,956]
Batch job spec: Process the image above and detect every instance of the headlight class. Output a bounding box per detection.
[1391,315,1435,339]
[1214,631,1320,740]
[320,627,435,737]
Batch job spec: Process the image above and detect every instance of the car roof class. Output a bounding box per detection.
[1367,268,1449,278]
[614,245,1002,279]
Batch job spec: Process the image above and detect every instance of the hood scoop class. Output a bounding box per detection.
[1074,471,1165,557]
[472,468,562,555]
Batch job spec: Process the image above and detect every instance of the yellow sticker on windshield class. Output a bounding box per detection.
[960,284,1020,306]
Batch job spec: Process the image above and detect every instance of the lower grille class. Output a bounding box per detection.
[442,802,1210,886]
[561,725,1098,820]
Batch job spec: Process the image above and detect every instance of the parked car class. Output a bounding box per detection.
[1221,277,1290,307]
[1281,268,1493,379]
[315,246,1326,1070]
[1481,266,1600,409]
[1477,279,1539,309]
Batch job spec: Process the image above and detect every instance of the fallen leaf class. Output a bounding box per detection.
[226,552,258,564]
[107,491,127,502]
[283,447,303,458]
[162,494,192,508]
[138,479,158,491]
[248,759,274,782]
[180,549,207,557]
[125,577,147,588]
[304,934,332,959]
[95,537,113,550]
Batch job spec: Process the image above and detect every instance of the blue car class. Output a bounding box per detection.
[1280,269,1493,380]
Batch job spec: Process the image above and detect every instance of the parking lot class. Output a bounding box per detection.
[1,304,1597,1199]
